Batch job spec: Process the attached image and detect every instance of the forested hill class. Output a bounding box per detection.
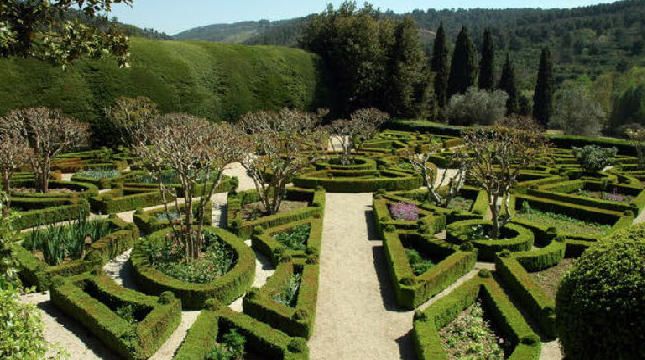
[174,0,645,86]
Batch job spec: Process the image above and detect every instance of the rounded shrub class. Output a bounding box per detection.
[556,224,645,360]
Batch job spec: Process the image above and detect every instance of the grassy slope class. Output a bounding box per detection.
[0,38,330,126]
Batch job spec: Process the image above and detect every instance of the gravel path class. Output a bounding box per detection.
[223,162,256,191]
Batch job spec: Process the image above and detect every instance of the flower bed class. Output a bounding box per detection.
[132,201,213,235]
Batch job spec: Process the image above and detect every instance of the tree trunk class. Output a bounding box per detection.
[489,194,500,239]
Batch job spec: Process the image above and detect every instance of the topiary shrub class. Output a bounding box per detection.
[556,224,645,360]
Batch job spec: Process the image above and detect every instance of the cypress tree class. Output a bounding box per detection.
[447,26,478,98]
[430,23,449,108]
[478,29,495,90]
[498,53,519,114]
[533,47,555,126]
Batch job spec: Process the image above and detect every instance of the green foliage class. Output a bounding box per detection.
[447,26,477,98]
[273,273,302,307]
[498,53,519,115]
[430,23,449,108]
[573,145,618,173]
[517,200,611,236]
[478,29,495,91]
[609,83,645,134]
[206,329,246,360]
[549,85,606,136]
[273,224,311,252]
[557,224,645,360]
[445,87,508,126]
[0,198,20,288]
[405,248,434,276]
[439,301,505,360]
[533,47,555,126]
[75,169,120,180]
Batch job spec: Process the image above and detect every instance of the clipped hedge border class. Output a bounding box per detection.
[494,239,567,339]
[13,198,91,230]
[175,305,308,360]
[227,187,326,239]
[133,201,213,236]
[293,168,422,193]
[89,188,171,214]
[372,197,445,237]
[243,259,319,339]
[382,230,476,310]
[131,226,255,310]
[10,179,99,199]
[14,216,139,291]
[117,172,238,198]
[50,274,181,360]
[314,155,377,171]
[252,217,323,265]
[446,220,535,262]
[413,273,541,360]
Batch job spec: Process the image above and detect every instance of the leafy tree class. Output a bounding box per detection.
[609,83,645,135]
[462,123,549,238]
[430,23,449,108]
[445,87,508,126]
[533,47,555,126]
[386,17,433,118]
[478,29,495,90]
[498,53,519,114]
[3,108,90,193]
[557,225,645,360]
[573,145,618,173]
[238,108,328,215]
[447,26,478,98]
[626,128,645,169]
[549,85,605,136]
[0,0,132,68]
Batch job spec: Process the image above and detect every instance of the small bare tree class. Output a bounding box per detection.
[4,108,90,193]
[404,149,466,208]
[0,124,31,216]
[328,108,389,165]
[462,124,549,238]
[133,114,244,259]
[626,128,645,170]
[106,96,160,148]
[238,108,328,215]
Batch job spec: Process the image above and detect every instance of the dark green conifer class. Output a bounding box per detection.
[447,26,478,98]
[533,47,555,126]
[498,53,519,114]
[430,23,449,107]
[478,29,495,90]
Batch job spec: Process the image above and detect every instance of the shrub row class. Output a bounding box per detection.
[293,169,422,193]
[14,216,139,291]
[50,273,181,360]
[89,188,171,214]
[446,220,535,261]
[413,273,541,360]
[174,305,308,360]
[10,179,99,199]
[252,217,322,265]
[130,227,255,310]
[133,201,213,235]
[243,259,319,339]
[13,199,91,230]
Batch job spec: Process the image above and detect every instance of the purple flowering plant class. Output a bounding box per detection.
[389,202,420,221]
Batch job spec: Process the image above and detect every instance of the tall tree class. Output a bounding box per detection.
[478,29,495,90]
[533,47,555,126]
[0,0,132,68]
[498,53,519,114]
[447,26,478,98]
[430,23,449,108]
[387,17,432,118]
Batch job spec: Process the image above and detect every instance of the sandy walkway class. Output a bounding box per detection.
[309,193,416,360]
[223,162,256,191]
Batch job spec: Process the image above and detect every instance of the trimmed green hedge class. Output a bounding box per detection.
[89,188,171,214]
[413,273,541,360]
[293,169,422,193]
[175,305,308,360]
[446,220,535,261]
[10,179,99,199]
[50,274,181,360]
[130,227,255,310]
[243,259,319,339]
[14,216,139,291]
[227,187,326,239]
[382,230,476,310]
[133,201,213,235]
[12,199,91,230]
[252,217,323,266]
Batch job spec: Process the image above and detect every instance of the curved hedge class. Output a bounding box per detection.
[293,169,421,193]
[130,227,255,310]
[446,220,534,261]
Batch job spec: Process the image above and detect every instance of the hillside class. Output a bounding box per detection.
[175,0,645,88]
[0,37,330,141]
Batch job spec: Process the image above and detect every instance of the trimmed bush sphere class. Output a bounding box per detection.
[556,224,645,360]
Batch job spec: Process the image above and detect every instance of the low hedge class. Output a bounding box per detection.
[372,197,444,236]
[314,156,377,171]
[243,259,319,338]
[382,230,476,309]
[384,119,465,137]
[494,239,567,339]
[13,199,91,230]
[252,217,323,265]
[227,187,326,239]
[50,274,181,360]
[89,188,171,214]
[175,305,308,360]
[293,169,422,193]
[446,220,535,261]
[118,172,238,198]
[14,216,139,291]
[130,226,255,310]
[10,179,99,199]
[413,273,541,360]
[133,201,213,235]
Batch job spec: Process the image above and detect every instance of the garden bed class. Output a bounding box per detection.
[446,220,535,261]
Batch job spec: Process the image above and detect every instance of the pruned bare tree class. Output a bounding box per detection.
[626,128,645,170]
[133,113,244,259]
[404,149,466,208]
[238,108,328,215]
[4,108,90,193]
[328,108,389,165]
[105,96,160,148]
[0,121,31,216]
[462,124,550,238]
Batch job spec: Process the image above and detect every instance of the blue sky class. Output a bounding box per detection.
[109,0,614,35]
